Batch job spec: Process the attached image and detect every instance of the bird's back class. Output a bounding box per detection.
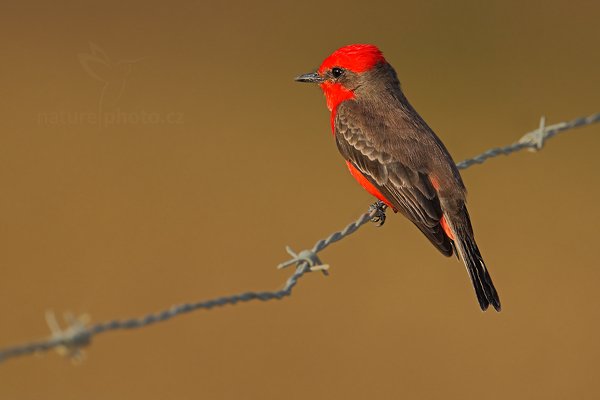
[350,63,466,201]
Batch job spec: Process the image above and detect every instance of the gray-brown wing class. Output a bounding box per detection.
[335,101,452,256]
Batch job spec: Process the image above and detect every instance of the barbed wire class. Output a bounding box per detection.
[0,112,598,364]
[455,113,600,169]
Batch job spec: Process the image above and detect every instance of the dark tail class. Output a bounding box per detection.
[457,233,501,311]
[448,209,501,312]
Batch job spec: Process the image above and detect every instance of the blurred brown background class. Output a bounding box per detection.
[1,1,599,399]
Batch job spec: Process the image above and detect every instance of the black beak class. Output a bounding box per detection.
[294,72,324,84]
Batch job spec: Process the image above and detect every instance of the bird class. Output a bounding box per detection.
[295,44,501,311]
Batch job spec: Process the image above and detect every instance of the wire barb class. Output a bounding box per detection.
[518,115,547,151]
[45,311,91,363]
[278,246,330,275]
[0,113,598,364]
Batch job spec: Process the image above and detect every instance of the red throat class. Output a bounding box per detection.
[320,82,355,131]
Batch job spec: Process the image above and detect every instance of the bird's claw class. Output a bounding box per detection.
[369,200,388,227]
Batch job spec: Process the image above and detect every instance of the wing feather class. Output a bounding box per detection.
[335,101,453,256]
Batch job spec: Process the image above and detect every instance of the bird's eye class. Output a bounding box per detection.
[331,67,344,78]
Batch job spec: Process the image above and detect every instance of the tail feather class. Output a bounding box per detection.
[456,234,501,311]
[445,208,501,312]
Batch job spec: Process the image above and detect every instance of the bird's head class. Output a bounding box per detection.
[295,44,387,111]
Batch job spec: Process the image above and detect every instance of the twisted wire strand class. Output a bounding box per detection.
[0,113,597,364]
[455,113,600,169]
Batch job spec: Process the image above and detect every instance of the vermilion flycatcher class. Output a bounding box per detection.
[296,44,501,311]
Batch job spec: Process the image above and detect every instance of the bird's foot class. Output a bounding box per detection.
[369,200,388,227]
